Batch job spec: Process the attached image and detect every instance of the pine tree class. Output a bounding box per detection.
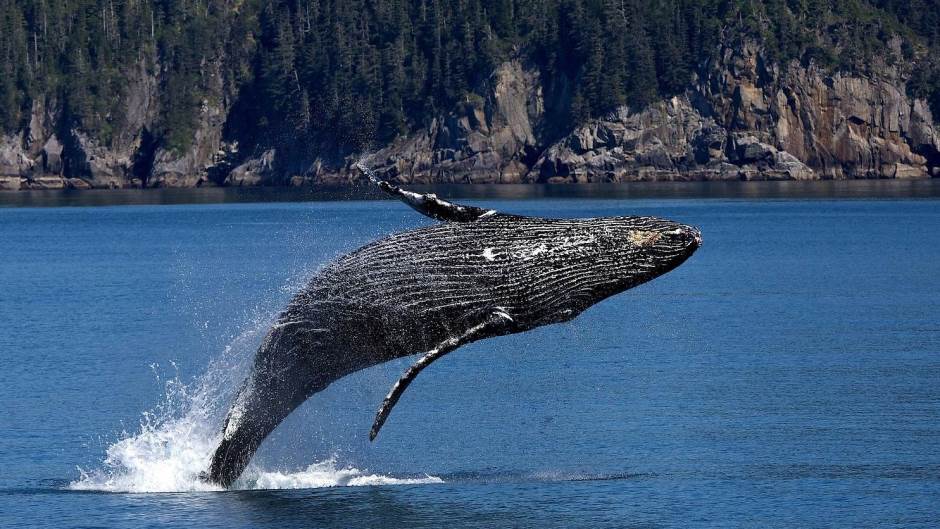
[0,0,937,157]
[625,1,657,108]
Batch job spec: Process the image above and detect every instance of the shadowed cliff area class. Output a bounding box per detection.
[1,0,939,190]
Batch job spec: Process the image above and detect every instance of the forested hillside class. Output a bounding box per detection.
[1,0,939,188]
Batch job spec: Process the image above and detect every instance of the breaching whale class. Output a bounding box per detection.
[205,168,701,487]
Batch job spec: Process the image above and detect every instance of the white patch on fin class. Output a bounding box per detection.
[482,248,497,261]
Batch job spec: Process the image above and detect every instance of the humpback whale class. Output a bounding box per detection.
[205,168,701,487]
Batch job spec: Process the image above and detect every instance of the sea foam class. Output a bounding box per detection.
[69,307,441,493]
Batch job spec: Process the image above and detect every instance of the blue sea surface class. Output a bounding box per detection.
[1,190,939,527]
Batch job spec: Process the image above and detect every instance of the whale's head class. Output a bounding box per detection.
[502,215,701,324]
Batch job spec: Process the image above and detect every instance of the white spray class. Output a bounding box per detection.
[69,282,441,493]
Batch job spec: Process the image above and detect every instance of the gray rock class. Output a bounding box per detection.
[67,177,93,189]
[355,59,544,185]
[42,135,64,175]
[531,97,734,182]
[892,163,927,179]
[226,149,276,186]
[71,131,131,188]
[0,134,34,177]
[0,176,24,190]
[26,176,66,190]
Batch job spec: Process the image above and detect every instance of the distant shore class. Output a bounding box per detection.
[3,179,940,209]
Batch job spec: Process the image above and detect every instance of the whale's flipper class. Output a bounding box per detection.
[357,162,496,222]
[370,308,515,440]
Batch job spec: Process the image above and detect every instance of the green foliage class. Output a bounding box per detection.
[1,0,938,157]
[0,0,29,130]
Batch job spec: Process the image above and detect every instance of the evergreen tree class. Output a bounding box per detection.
[0,0,938,158]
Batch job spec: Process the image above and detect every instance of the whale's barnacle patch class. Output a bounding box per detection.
[628,230,661,247]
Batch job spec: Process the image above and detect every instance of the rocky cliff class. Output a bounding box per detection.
[0,60,229,191]
[353,39,939,185]
[1,39,938,190]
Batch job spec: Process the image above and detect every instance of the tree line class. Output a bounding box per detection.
[1,0,938,162]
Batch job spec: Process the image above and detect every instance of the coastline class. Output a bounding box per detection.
[3,179,940,209]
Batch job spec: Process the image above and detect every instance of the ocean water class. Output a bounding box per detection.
[1,190,939,527]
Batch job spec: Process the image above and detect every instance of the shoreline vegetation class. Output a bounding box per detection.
[1,1,939,190]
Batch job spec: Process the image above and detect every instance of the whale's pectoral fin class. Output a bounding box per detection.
[370,308,515,440]
[357,162,496,222]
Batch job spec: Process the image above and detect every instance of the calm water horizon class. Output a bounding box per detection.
[1,185,938,527]
[2,178,940,208]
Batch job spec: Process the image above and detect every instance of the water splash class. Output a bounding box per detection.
[69,316,266,493]
[250,459,443,490]
[68,309,442,494]
[69,405,223,493]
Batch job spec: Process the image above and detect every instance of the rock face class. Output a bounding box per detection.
[148,100,226,188]
[0,60,229,190]
[149,63,228,188]
[69,131,132,188]
[42,136,64,175]
[528,98,814,183]
[350,60,545,185]
[1,38,938,190]
[310,38,938,185]
[55,62,162,189]
[698,39,940,180]
[0,134,34,183]
[225,149,276,186]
